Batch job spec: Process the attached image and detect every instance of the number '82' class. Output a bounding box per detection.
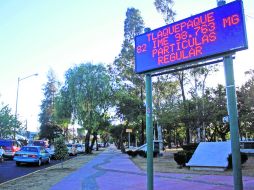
[136,44,147,54]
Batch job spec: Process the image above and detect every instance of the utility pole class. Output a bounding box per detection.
[146,74,153,190]
[14,73,38,140]
[217,1,243,190]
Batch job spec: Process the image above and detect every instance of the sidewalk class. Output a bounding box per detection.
[50,145,254,190]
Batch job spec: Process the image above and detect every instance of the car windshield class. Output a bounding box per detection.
[33,141,45,146]
[0,140,12,147]
[21,147,38,152]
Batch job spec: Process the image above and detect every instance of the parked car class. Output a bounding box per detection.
[45,147,55,159]
[97,142,104,148]
[0,139,22,159]
[30,140,49,148]
[14,146,51,166]
[66,144,77,156]
[76,144,85,154]
[0,146,4,162]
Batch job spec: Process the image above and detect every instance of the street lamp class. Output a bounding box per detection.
[14,73,38,140]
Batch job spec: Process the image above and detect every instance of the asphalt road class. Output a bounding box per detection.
[0,158,64,184]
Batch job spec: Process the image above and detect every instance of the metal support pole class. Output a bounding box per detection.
[217,1,243,189]
[14,77,20,140]
[128,132,130,148]
[145,74,153,190]
[223,55,243,190]
[14,73,38,140]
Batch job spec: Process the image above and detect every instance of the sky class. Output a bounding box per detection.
[0,0,253,132]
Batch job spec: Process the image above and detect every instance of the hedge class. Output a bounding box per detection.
[126,150,158,158]
[227,152,248,169]
[173,150,194,167]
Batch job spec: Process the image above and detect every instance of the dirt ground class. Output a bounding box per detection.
[0,150,103,190]
[131,149,254,177]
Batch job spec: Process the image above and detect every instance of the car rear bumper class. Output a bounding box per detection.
[3,152,15,159]
[14,157,39,163]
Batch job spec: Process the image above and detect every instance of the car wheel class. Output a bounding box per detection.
[16,161,20,166]
[38,158,42,166]
[47,157,51,164]
[0,156,4,163]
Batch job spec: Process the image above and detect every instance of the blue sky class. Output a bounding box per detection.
[0,0,253,132]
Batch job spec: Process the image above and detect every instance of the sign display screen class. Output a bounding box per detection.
[135,1,248,74]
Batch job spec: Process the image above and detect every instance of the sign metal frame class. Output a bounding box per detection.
[135,0,248,74]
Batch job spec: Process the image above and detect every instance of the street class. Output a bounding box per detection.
[0,158,65,184]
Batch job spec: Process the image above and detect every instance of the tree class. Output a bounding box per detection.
[0,103,22,139]
[39,69,61,142]
[54,136,69,168]
[154,0,176,24]
[110,7,146,146]
[124,8,145,43]
[110,124,127,150]
[153,1,221,144]
[153,78,180,147]
[54,86,72,140]
[153,0,193,145]
[206,85,229,141]
[237,69,254,139]
[100,130,110,147]
[64,63,112,153]
[188,66,218,142]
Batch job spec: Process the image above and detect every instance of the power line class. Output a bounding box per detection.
[246,14,254,19]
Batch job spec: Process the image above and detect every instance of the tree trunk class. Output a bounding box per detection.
[154,122,158,140]
[96,136,99,151]
[120,128,125,153]
[85,130,91,154]
[141,118,145,145]
[140,86,145,145]
[221,134,226,141]
[168,129,172,148]
[178,72,190,144]
[90,132,97,152]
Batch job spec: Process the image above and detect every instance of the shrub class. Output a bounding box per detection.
[54,136,69,168]
[136,150,146,157]
[153,151,159,157]
[126,150,133,156]
[174,150,194,167]
[135,150,158,158]
[227,152,248,169]
[181,143,199,151]
[126,150,138,157]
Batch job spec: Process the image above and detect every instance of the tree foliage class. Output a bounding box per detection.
[0,103,22,139]
[237,70,254,139]
[154,0,176,24]
[153,0,221,144]
[39,69,61,142]
[109,7,146,147]
[63,63,112,153]
[54,87,72,140]
[54,136,69,168]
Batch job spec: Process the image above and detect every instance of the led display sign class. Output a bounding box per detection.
[135,1,248,74]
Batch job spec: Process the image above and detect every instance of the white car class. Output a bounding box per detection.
[45,148,55,159]
[0,147,4,162]
[76,144,85,154]
[66,144,77,156]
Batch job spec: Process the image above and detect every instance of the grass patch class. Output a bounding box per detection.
[131,150,254,177]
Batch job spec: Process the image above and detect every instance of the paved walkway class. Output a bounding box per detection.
[50,145,254,190]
